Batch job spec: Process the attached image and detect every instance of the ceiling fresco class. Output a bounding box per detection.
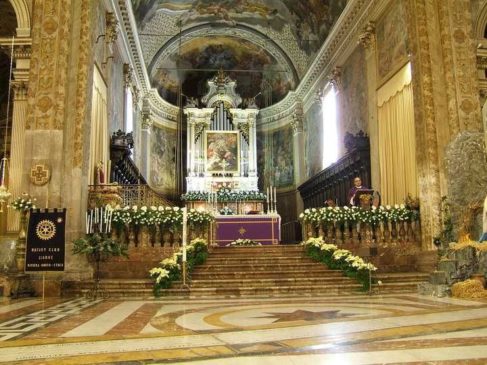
[150,36,295,106]
[130,0,347,106]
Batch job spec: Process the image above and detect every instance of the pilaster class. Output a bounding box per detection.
[359,22,380,192]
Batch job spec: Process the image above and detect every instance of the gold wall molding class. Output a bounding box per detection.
[73,0,93,168]
[26,0,71,130]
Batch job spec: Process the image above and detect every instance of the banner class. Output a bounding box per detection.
[25,208,66,272]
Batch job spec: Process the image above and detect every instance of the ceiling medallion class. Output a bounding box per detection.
[30,164,51,186]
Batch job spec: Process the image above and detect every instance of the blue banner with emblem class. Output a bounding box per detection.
[25,208,66,272]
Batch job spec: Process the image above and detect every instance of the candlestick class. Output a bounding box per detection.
[85,211,89,234]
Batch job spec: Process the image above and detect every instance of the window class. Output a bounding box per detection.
[322,85,339,169]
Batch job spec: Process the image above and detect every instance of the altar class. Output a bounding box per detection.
[215,214,281,246]
[183,71,281,245]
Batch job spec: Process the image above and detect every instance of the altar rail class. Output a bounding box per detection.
[119,184,174,207]
[110,224,212,249]
[88,184,174,209]
[302,219,421,248]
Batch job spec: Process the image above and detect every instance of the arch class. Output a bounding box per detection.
[8,0,30,37]
[148,23,299,87]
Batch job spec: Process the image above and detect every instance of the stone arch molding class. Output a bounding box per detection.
[8,0,31,37]
[147,23,299,87]
[475,2,487,40]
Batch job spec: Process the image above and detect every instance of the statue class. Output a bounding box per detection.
[96,161,105,185]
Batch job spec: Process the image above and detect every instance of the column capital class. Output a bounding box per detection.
[291,102,304,134]
[12,81,28,100]
[358,21,376,50]
[105,12,119,44]
[328,67,342,91]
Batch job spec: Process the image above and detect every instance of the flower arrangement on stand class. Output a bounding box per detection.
[9,193,36,213]
[149,237,209,297]
[73,232,128,299]
[226,238,262,246]
[301,236,377,290]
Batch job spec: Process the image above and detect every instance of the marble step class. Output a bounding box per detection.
[209,247,303,253]
[374,272,430,283]
[191,269,342,280]
[372,282,422,293]
[191,263,332,272]
[209,247,303,255]
[189,277,353,288]
[186,283,363,297]
[203,257,316,264]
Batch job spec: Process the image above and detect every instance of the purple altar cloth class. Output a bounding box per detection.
[215,215,281,246]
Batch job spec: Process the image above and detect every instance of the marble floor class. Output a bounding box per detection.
[0,294,487,364]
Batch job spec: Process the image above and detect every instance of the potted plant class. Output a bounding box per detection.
[73,233,128,299]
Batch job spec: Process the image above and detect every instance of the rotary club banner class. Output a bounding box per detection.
[25,208,66,272]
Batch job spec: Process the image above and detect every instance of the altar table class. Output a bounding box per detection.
[215,214,281,246]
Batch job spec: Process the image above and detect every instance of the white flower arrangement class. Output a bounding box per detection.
[149,267,170,284]
[9,194,36,212]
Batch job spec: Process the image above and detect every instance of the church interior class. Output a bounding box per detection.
[0,0,487,363]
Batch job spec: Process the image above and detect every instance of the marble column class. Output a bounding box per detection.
[291,102,305,215]
[140,110,153,181]
[7,81,29,232]
[404,0,482,249]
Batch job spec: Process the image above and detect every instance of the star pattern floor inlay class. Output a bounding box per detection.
[0,294,486,364]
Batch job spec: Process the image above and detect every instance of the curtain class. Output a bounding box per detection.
[88,67,109,184]
[378,63,418,205]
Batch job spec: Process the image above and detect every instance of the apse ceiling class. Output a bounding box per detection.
[130,0,348,107]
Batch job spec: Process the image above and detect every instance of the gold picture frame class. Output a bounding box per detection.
[205,131,240,174]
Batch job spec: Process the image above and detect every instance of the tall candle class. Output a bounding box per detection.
[269,185,273,211]
[85,212,89,234]
[273,187,277,210]
[182,208,187,262]
[89,209,93,234]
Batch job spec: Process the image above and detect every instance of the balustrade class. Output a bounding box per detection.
[302,219,421,251]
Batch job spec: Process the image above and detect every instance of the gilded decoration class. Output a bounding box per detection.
[73,0,92,167]
[30,164,51,186]
[438,0,481,132]
[26,0,71,130]
[404,0,441,246]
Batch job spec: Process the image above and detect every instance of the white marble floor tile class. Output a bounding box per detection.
[0,299,40,314]
[62,301,146,337]
[168,345,487,365]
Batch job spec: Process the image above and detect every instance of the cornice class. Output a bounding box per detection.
[259,0,390,127]
[117,0,179,121]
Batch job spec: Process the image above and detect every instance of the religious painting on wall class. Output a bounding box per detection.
[272,126,294,188]
[205,131,240,174]
[340,46,368,136]
[150,126,177,192]
[304,101,323,178]
[376,0,409,85]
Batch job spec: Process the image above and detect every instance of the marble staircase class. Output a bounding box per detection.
[186,246,362,297]
[62,246,430,298]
